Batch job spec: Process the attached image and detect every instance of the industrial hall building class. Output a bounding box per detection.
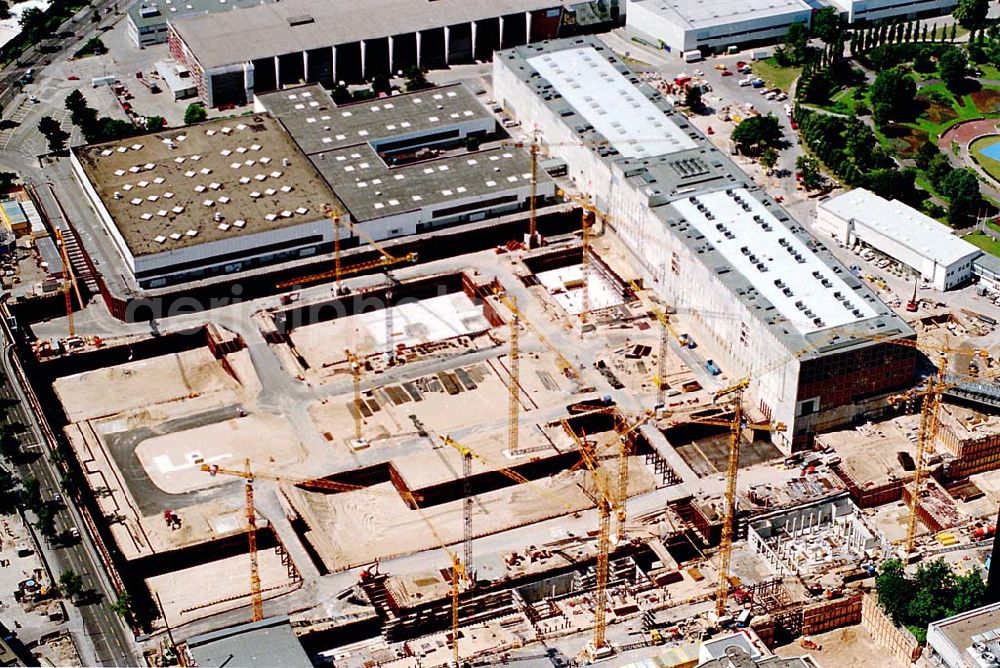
[493,36,917,451]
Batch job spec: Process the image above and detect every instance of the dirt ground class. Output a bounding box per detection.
[307,350,573,447]
[137,413,307,494]
[147,548,302,628]
[288,292,491,372]
[54,348,249,422]
[286,456,657,571]
[775,625,905,668]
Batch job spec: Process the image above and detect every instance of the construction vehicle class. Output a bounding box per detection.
[906,278,919,312]
[203,460,417,622]
[275,206,417,290]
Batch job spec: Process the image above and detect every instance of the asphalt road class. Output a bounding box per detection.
[0,321,138,666]
[0,0,123,100]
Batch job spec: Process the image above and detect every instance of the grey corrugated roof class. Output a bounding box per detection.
[171,0,571,70]
[187,616,311,668]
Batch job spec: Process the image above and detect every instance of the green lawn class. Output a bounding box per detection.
[965,231,1000,257]
[970,135,1000,183]
[751,58,801,92]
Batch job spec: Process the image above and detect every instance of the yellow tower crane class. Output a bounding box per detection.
[203,460,417,622]
[346,350,364,443]
[564,424,616,660]
[508,297,520,455]
[627,279,684,409]
[614,412,653,544]
[687,380,785,617]
[888,357,952,556]
[276,207,417,289]
[54,229,83,338]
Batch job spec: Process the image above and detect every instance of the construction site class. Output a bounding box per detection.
[2,33,999,668]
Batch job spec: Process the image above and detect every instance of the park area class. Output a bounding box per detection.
[970,134,1000,181]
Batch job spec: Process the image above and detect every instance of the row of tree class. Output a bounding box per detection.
[64,90,143,145]
[796,108,920,202]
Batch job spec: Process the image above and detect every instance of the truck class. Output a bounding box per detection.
[750,49,771,61]
[683,49,703,63]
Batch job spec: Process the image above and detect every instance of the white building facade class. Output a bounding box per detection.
[816,189,982,291]
[625,0,813,55]
[494,37,916,451]
[823,0,957,24]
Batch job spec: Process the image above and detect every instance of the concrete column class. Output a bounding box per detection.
[243,61,254,102]
[525,11,531,43]
[471,20,477,59]
[331,45,338,84]
[388,35,395,75]
[303,50,308,83]
[361,40,367,80]
[444,25,450,66]
[416,31,422,68]
[274,55,281,88]
[499,15,505,48]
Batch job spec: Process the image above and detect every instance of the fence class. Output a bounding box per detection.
[861,593,922,665]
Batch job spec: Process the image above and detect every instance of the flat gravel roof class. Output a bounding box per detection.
[75,115,344,257]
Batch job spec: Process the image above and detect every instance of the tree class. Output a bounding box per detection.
[915,140,940,170]
[403,66,431,92]
[18,7,44,33]
[796,155,823,189]
[183,103,207,125]
[939,48,968,93]
[940,168,981,225]
[371,74,391,96]
[18,475,39,509]
[684,85,702,110]
[34,503,56,538]
[37,116,68,153]
[0,425,20,462]
[110,591,134,626]
[811,7,842,43]
[876,559,909,624]
[64,90,86,113]
[950,23,958,41]
[782,21,811,65]
[0,173,14,193]
[731,115,783,155]
[927,153,953,190]
[0,0,9,20]
[952,571,987,614]
[144,116,165,131]
[953,0,988,28]
[59,569,84,599]
[760,147,779,173]
[870,67,916,125]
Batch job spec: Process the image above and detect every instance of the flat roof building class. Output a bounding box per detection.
[816,189,983,291]
[166,0,588,107]
[494,36,916,451]
[625,0,813,55]
[127,0,274,48]
[70,115,345,288]
[823,0,957,24]
[927,602,1000,668]
[257,83,553,240]
[185,616,311,667]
